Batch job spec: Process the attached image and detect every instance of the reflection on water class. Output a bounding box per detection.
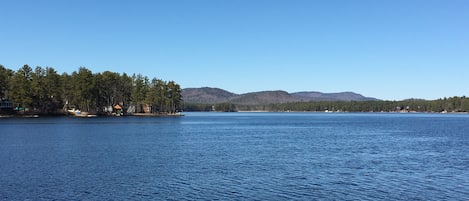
[1,113,468,200]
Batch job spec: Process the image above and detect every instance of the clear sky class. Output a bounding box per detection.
[1,0,468,100]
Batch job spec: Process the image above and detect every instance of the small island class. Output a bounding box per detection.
[0,65,183,117]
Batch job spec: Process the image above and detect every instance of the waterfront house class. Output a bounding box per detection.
[114,104,123,116]
[0,98,13,111]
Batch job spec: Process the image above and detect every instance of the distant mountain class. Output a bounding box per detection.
[181,87,237,103]
[181,87,379,104]
[292,91,378,102]
[231,90,298,105]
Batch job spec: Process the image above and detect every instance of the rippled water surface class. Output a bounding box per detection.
[1,113,469,200]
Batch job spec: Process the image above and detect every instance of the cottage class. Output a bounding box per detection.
[114,104,123,116]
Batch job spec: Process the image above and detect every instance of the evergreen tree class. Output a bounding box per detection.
[71,67,95,112]
[9,65,33,110]
[461,97,469,112]
[131,74,149,113]
[0,65,13,98]
[167,81,182,113]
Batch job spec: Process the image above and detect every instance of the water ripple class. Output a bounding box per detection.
[1,113,469,200]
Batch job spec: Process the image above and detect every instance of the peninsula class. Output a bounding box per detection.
[0,65,183,117]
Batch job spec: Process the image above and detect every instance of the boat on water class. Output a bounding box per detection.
[67,109,81,115]
[67,109,96,117]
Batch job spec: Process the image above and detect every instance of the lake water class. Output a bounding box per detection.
[1,112,468,200]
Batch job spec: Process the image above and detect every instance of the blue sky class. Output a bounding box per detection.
[1,0,468,100]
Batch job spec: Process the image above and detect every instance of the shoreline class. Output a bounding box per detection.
[2,111,468,118]
[127,113,184,117]
[0,114,41,118]
[0,112,184,118]
[187,110,469,114]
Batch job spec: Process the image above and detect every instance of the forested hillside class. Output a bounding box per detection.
[181,87,377,104]
[182,88,469,113]
[230,91,298,105]
[182,87,237,103]
[0,64,183,115]
[291,91,378,101]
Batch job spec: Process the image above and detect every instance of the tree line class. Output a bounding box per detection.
[184,97,469,113]
[184,102,237,112]
[0,64,183,115]
[267,97,469,112]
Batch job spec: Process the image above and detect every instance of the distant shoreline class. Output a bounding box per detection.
[193,110,469,114]
[184,110,469,115]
